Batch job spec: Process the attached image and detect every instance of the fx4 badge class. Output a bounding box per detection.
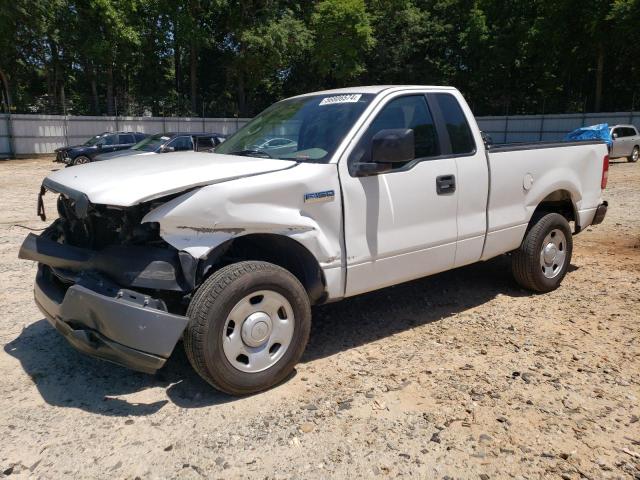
[304,190,335,204]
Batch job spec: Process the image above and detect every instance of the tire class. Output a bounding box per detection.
[73,156,91,166]
[184,261,311,395]
[511,213,573,293]
[629,146,639,163]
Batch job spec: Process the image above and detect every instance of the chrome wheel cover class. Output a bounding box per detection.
[539,228,567,279]
[222,290,294,373]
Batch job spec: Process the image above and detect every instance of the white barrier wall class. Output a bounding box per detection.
[0,115,250,157]
[1,112,639,157]
[476,112,640,144]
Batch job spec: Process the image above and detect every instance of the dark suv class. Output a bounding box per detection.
[94,132,226,161]
[54,132,148,166]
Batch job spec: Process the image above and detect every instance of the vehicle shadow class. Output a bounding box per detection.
[5,255,575,415]
[4,322,234,416]
[304,255,535,362]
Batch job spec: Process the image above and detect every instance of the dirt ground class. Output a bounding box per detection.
[0,158,638,480]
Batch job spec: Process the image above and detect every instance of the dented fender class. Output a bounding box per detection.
[142,162,344,287]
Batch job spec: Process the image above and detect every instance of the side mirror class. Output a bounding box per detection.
[371,129,415,164]
[163,146,175,153]
[612,133,618,139]
[352,128,415,177]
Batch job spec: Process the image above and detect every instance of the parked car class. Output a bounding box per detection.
[94,132,226,161]
[54,132,148,166]
[20,85,608,395]
[609,124,639,162]
[250,137,298,155]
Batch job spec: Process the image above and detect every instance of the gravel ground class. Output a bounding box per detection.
[0,158,639,480]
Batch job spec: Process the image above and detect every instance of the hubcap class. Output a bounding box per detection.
[539,228,567,279]
[633,149,639,161]
[222,290,294,373]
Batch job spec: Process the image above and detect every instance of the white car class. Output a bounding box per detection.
[250,137,298,155]
[20,85,609,395]
[610,124,640,162]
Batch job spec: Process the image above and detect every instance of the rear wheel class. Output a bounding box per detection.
[73,156,91,165]
[184,261,311,395]
[629,146,639,163]
[512,213,573,292]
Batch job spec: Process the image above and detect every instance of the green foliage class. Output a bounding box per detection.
[0,0,638,116]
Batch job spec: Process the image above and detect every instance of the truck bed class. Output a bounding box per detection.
[481,139,608,260]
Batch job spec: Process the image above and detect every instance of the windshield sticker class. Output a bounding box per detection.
[319,94,362,106]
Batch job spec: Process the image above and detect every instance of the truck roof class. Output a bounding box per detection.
[290,85,458,99]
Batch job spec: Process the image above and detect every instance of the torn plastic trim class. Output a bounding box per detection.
[41,177,91,220]
[19,232,194,292]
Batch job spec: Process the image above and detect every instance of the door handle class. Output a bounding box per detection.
[436,175,456,194]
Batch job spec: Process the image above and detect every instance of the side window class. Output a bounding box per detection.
[433,93,475,154]
[352,95,439,165]
[612,128,622,138]
[134,133,147,142]
[168,136,194,152]
[104,135,117,146]
[195,136,215,151]
[625,127,637,137]
[119,134,135,144]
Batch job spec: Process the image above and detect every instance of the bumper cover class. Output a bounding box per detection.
[591,201,608,226]
[34,266,188,373]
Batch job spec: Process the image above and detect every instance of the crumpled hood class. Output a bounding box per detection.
[43,151,297,207]
[55,145,84,153]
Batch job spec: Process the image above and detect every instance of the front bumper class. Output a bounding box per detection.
[54,151,71,164]
[33,264,188,374]
[591,201,608,226]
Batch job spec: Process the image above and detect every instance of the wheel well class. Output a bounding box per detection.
[198,234,327,305]
[531,190,577,230]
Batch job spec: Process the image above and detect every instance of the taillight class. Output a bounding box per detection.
[601,155,609,190]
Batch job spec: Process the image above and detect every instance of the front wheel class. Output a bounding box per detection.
[629,146,639,163]
[512,213,573,292]
[73,155,91,166]
[184,261,311,395]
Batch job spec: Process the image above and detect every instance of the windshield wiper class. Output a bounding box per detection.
[229,149,273,159]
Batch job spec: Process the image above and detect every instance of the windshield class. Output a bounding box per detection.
[215,93,374,162]
[83,135,102,146]
[132,133,172,152]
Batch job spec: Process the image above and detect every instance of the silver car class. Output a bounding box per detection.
[610,124,639,162]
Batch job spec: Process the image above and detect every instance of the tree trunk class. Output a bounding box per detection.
[237,72,247,117]
[60,82,66,114]
[0,69,12,112]
[594,42,604,113]
[174,22,181,99]
[106,64,114,115]
[190,39,198,114]
[89,66,100,115]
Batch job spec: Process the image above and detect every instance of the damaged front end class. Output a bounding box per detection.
[19,186,195,373]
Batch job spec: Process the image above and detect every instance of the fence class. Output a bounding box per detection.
[0,114,251,158]
[1,111,640,158]
[476,111,640,144]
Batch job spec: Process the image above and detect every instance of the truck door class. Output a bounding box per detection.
[338,92,459,297]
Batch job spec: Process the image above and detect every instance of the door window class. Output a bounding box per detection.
[432,93,475,154]
[119,134,135,144]
[168,136,194,151]
[351,95,439,166]
[104,135,117,146]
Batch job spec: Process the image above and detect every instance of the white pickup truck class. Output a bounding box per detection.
[20,86,609,395]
